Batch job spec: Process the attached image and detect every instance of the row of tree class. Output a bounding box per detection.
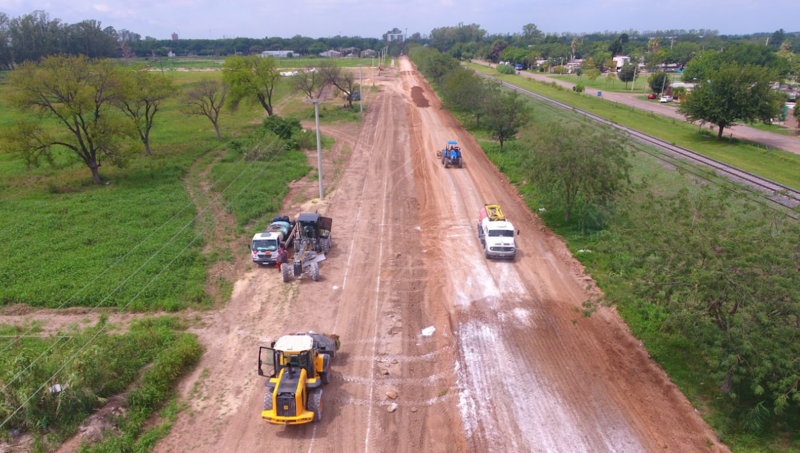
[409,46,532,151]
[1,53,373,184]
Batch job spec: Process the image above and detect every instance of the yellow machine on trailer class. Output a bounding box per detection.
[258,332,339,425]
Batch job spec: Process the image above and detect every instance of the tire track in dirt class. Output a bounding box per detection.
[401,56,728,452]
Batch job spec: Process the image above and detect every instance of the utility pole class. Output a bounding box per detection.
[359,64,363,113]
[371,56,375,86]
[311,99,324,200]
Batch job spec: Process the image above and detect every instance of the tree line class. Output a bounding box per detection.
[1,53,373,183]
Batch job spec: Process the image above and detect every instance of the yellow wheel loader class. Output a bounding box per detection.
[258,332,339,425]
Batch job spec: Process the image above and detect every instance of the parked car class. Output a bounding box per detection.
[647,93,657,99]
[659,95,671,103]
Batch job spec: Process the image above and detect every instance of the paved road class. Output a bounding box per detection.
[473,61,800,155]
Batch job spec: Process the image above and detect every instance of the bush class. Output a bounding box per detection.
[573,84,585,93]
[648,71,671,93]
[497,64,515,75]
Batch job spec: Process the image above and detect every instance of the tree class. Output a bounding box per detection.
[647,71,670,94]
[608,38,623,57]
[575,67,584,79]
[441,67,490,127]
[481,89,532,150]
[2,55,137,184]
[183,80,229,139]
[571,37,579,61]
[308,42,327,55]
[770,29,785,49]
[318,61,358,108]
[115,69,177,155]
[522,23,543,41]
[525,122,630,222]
[671,86,687,101]
[605,71,616,87]
[293,67,328,99]
[617,63,635,88]
[612,185,800,417]
[222,55,280,116]
[679,63,783,139]
[586,68,601,81]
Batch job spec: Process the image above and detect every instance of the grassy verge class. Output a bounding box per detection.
[0,317,200,452]
[466,62,800,189]
[549,73,660,93]
[0,72,295,310]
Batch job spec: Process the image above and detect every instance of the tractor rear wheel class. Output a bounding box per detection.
[310,262,320,281]
[281,263,292,282]
[264,390,273,411]
[308,389,323,422]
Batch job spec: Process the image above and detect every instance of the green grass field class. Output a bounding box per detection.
[0,316,200,450]
[467,63,800,189]
[548,72,680,94]
[0,70,317,310]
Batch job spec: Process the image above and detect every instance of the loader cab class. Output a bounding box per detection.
[258,335,317,380]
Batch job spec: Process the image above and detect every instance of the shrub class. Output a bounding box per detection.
[573,84,585,93]
[496,64,515,75]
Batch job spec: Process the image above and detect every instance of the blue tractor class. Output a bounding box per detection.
[439,140,463,168]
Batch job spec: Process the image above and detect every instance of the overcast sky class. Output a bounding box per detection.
[1,0,795,40]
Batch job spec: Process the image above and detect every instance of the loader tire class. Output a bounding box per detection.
[281,263,292,283]
[264,390,273,411]
[310,262,320,281]
[321,372,330,385]
[308,389,323,422]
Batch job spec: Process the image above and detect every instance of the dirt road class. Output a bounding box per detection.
[145,58,728,452]
[474,60,800,155]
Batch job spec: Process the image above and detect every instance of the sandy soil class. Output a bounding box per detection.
[474,60,800,155]
[33,57,730,453]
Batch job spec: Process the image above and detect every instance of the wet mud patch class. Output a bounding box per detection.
[411,86,429,108]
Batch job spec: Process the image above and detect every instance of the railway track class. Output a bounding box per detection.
[476,72,800,213]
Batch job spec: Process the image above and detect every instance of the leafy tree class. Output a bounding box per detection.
[441,67,490,127]
[679,63,783,139]
[586,68,601,81]
[575,67,584,79]
[647,71,670,94]
[293,67,328,99]
[489,39,509,62]
[2,55,137,184]
[115,69,177,155]
[522,23,543,41]
[308,42,327,55]
[525,122,630,222]
[318,61,359,108]
[608,38,623,56]
[496,63,515,74]
[481,89,532,150]
[605,71,616,86]
[617,63,636,88]
[682,43,791,82]
[183,80,229,140]
[611,185,800,419]
[222,55,281,116]
[0,13,13,70]
[770,29,785,49]
[671,86,687,101]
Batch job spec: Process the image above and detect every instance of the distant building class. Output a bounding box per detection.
[613,55,630,71]
[361,49,377,58]
[319,50,342,58]
[387,33,404,41]
[261,50,294,58]
[171,32,178,41]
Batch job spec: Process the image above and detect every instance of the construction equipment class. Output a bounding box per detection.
[250,216,296,266]
[478,204,517,259]
[258,332,340,425]
[437,140,463,168]
[281,213,333,283]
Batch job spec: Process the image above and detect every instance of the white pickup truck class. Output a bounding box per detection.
[477,204,517,259]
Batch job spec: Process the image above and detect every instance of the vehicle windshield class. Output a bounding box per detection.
[488,230,514,237]
[253,239,278,251]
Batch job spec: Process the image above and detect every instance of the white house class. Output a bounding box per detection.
[261,50,293,58]
[613,55,630,71]
[319,50,342,58]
